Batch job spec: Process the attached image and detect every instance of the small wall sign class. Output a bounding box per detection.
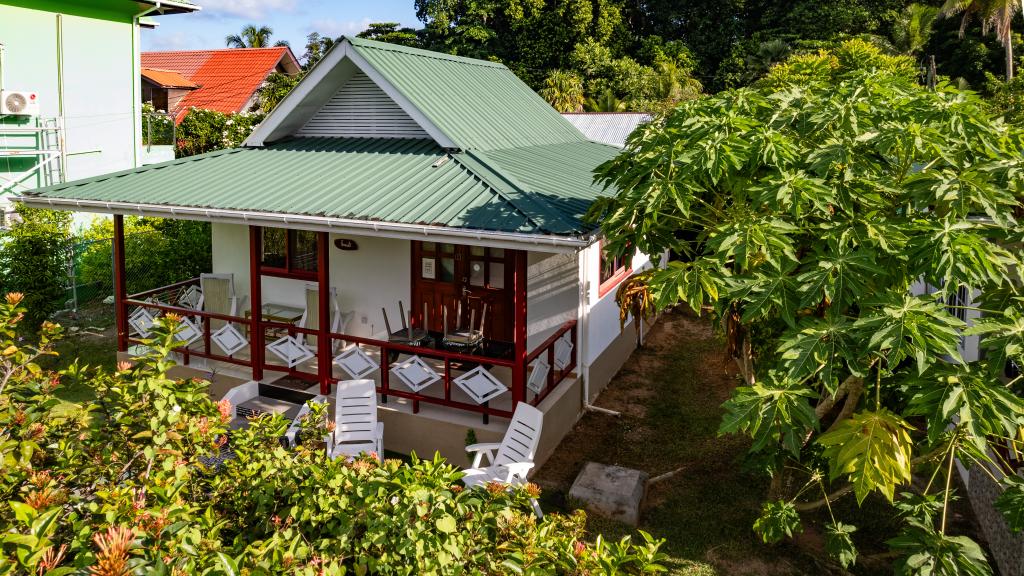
[334,238,359,251]
[421,257,436,279]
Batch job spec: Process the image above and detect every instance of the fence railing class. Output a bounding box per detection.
[122,279,579,422]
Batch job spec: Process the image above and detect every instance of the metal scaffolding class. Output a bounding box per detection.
[0,116,66,225]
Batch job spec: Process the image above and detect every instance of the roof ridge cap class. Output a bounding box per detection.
[344,36,507,69]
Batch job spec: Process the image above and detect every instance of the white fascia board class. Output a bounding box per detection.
[18,196,593,254]
[245,40,458,150]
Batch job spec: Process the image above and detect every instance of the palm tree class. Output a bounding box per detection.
[585,89,628,112]
[940,0,1019,80]
[539,70,585,113]
[655,61,702,105]
[892,3,941,55]
[745,39,792,80]
[226,24,289,48]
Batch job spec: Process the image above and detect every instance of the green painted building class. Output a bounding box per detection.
[0,0,197,224]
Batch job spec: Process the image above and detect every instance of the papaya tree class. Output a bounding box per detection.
[590,68,1024,571]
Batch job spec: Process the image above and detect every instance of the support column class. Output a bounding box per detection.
[511,249,528,407]
[317,231,331,395]
[113,214,128,352]
[248,226,264,382]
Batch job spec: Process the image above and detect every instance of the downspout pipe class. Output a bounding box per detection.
[131,3,162,168]
[579,242,621,417]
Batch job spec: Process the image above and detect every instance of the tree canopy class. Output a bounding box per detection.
[590,48,1024,571]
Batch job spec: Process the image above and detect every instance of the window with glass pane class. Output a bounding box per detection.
[260,227,318,277]
[600,253,624,284]
[262,228,287,269]
[292,230,318,272]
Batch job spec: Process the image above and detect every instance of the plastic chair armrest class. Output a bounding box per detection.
[465,442,501,468]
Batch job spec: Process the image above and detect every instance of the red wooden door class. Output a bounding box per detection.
[411,242,514,342]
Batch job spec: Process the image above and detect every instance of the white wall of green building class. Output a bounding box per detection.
[0,0,158,226]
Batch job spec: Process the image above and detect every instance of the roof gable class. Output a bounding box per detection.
[297,71,429,139]
[246,37,586,151]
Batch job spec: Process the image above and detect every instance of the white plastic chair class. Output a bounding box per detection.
[328,379,383,460]
[285,395,329,447]
[462,402,543,488]
[199,273,241,330]
[266,284,350,368]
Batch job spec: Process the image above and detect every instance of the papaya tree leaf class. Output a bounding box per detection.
[817,409,914,504]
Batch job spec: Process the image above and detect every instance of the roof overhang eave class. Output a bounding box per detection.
[136,0,200,14]
[18,196,594,253]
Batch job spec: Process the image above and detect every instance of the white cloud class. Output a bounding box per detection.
[307,17,373,37]
[197,0,298,19]
[142,30,206,52]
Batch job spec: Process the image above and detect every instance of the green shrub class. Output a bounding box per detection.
[140,102,175,146]
[0,206,71,332]
[0,304,667,574]
[176,108,264,157]
[75,216,210,297]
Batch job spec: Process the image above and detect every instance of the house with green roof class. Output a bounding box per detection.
[18,36,658,465]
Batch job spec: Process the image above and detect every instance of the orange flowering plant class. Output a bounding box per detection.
[0,300,665,574]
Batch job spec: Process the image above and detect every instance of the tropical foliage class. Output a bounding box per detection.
[225,24,289,48]
[0,207,71,333]
[590,61,1024,571]
[0,307,667,574]
[175,108,263,157]
[75,216,211,297]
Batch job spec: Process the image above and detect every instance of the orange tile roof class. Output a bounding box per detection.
[141,47,300,122]
[141,67,198,89]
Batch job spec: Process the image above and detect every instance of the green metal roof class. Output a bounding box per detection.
[339,37,588,152]
[22,37,622,240]
[23,138,619,236]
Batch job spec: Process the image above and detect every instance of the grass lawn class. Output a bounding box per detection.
[37,303,118,402]
[532,308,985,575]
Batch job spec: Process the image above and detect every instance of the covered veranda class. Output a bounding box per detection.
[113,217,579,426]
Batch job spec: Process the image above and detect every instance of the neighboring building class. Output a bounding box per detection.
[561,112,651,147]
[141,67,198,113]
[21,37,661,469]
[141,47,301,123]
[0,0,199,225]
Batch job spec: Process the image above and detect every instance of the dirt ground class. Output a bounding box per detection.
[532,307,990,576]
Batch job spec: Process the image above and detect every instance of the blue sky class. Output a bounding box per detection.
[142,0,419,55]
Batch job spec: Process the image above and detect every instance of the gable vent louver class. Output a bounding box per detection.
[297,71,429,139]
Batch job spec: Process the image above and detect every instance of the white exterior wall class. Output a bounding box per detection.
[526,251,579,351]
[0,2,143,227]
[211,223,411,339]
[581,244,654,366]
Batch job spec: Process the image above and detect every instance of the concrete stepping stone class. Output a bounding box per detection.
[568,461,648,526]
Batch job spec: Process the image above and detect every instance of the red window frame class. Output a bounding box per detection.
[260,228,318,280]
[598,241,632,297]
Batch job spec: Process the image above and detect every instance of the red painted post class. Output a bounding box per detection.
[112,215,128,353]
[317,231,331,395]
[248,226,264,382]
[511,249,528,406]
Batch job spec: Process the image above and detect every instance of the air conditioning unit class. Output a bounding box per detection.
[1,90,40,116]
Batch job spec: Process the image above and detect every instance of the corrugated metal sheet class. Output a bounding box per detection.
[561,113,651,147]
[348,37,587,151]
[483,141,621,229]
[24,138,620,235]
[298,71,429,139]
[26,138,544,233]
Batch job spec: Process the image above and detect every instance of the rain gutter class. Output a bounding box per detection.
[18,196,595,253]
